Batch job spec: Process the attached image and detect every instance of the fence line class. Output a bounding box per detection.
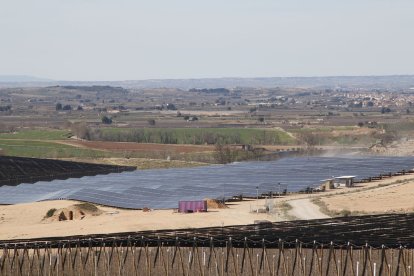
[1,239,413,275]
[5,213,413,249]
[2,213,414,274]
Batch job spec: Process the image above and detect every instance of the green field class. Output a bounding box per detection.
[0,139,214,161]
[96,127,295,145]
[0,127,295,161]
[0,139,113,158]
[0,129,71,140]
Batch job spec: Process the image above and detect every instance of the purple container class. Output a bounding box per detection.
[178,200,207,213]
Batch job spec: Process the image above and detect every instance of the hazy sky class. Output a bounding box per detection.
[1,0,413,81]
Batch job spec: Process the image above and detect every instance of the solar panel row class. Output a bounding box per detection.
[0,156,413,209]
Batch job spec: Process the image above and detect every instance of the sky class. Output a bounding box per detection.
[0,0,413,81]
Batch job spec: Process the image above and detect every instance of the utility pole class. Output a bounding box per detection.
[277,183,281,217]
[278,183,281,198]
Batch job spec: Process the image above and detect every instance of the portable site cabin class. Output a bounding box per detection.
[178,200,207,213]
[334,176,356,187]
[320,178,335,190]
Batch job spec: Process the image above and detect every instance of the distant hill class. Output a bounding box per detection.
[58,75,414,90]
[1,75,414,90]
[0,75,53,83]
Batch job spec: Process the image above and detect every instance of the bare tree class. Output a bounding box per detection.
[213,143,238,164]
[70,122,90,140]
[297,132,321,148]
[376,130,399,146]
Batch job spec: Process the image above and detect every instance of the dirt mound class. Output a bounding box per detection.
[205,198,228,209]
[45,203,103,222]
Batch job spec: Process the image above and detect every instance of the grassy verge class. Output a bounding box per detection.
[277,202,298,221]
[311,197,366,217]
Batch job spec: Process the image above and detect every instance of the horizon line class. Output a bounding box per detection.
[2,73,414,83]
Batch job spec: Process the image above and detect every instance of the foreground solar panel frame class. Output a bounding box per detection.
[0,155,414,209]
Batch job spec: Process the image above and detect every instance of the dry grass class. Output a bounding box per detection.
[311,198,364,217]
[74,202,99,212]
[61,157,208,169]
[277,202,298,221]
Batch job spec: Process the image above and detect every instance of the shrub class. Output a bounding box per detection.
[279,202,293,211]
[46,208,57,218]
[339,209,351,217]
[62,105,72,111]
[101,116,112,124]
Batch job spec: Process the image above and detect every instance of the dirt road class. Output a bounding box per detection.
[288,198,330,220]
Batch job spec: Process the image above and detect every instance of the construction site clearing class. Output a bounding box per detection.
[1,172,413,241]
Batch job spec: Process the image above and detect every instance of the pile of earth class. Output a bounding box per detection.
[205,198,228,209]
[45,203,103,221]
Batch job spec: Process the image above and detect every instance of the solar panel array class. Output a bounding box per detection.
[0,155,414,209]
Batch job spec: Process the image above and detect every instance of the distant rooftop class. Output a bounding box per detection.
[335,176,357,179]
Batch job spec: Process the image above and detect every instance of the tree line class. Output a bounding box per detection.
[70,124,286,145]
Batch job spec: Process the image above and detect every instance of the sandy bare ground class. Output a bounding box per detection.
[280,174,414,219]
[0,199,274,240]
[319,178,414,214]
[1,174,413,241]
[288,198,330,220]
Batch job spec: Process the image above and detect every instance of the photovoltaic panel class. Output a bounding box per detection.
[0,155,413,209]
